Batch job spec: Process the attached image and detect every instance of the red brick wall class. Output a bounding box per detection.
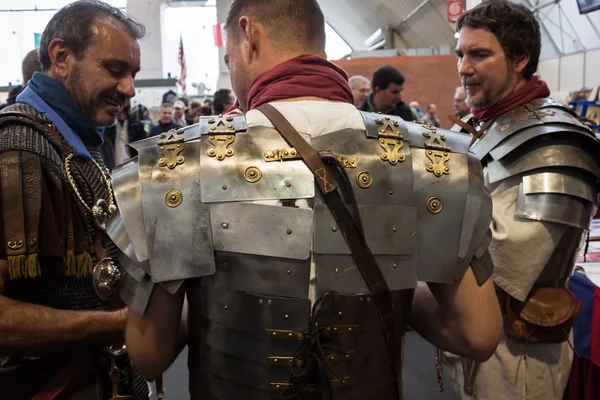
[333,55,461,129]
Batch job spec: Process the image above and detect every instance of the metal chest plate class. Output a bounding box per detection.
[200,126,314,203]
[210,202,312,260]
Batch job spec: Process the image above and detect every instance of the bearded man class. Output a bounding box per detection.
[445,1,600,399]
[0,1,149,398]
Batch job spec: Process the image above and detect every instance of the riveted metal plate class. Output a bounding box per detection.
[522,172,595,202]
[138,139,215,282]
[200,126,314,203]
[111,157,148,262]
[486,142,600,184]
[210,203,312,260]
[188,285,311,336]
[313,204,416,255]
[515,183,593,229]
[209,252,311,299]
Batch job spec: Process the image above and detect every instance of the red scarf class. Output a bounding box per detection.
[471,76,551,120]
[247,54,354,111]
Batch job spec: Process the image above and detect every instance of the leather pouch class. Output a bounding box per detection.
[505,286,581,343]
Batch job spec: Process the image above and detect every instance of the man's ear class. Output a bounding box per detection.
[514,54,531,77]
[239,16,258,63]
[47,38,72,79]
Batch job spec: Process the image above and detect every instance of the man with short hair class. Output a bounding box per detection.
[422,103,440,128]
[213,88,235,114]
[454,86,470,118]
[0,1,148,399]
[172,99,187,126]
[358,65,418,121]
[149,103,182,137]
[445,1,600,398]
[349,75,370,107]
[187,100,202,125]
[116,0,502,398]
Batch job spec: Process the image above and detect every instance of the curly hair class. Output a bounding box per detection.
[457,0,541,80]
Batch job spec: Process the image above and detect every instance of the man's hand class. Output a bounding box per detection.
[410,267,502,362]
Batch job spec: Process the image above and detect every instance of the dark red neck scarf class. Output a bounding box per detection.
[471,76,551,120]
[247,54,354,111]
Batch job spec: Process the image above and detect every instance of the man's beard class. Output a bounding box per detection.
[67,66,104,125]
[464,70,513,109]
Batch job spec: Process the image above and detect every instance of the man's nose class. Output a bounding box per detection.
[117,76,136,99]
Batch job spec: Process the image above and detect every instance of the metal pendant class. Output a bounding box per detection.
[92,258,122,302]
[92,199,111,230]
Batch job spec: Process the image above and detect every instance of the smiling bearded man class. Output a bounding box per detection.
[0,1,149,399]
[445,1,600,399]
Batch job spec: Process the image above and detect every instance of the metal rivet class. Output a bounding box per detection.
[285,181,291,188]
[274,358,279,363]
[224,305,229,310]
[393,263,398,269]
[287,229,292,235]
[393,227,397,232]
[334,268,340,274]
[333,327,338,332]
[259,299,264,304]
[267,300,272,305]
[389,191,393,195]
[332,226,338,232]
[367,297,371,302]
[360,297,364,302]
[222,223,228,229]
[272,332,277,336]
[348,328,353,332]
[338,312,343,317]
[286,269,292,275]
[284,314,289,319]
[222,185,227,190]
[288,333,293,337]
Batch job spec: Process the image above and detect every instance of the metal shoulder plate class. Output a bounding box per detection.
[470,98,598,162]
[310,112,492,288]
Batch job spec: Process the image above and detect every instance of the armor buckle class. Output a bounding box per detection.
[423,125,452,177]
[157,128,185,169]
[263,147,300,162]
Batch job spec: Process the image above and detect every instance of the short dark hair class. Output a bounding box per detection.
[22,49,41,84]
[199,106,213,117]
[457,0,541,80]
[372,66,405,91]
[213,89,233,115]
[224,0,325,53]
[39,0,145,71]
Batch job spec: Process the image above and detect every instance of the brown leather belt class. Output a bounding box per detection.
[258,104,403,398]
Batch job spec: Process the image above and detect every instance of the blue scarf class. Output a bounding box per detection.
[18,73,104,155]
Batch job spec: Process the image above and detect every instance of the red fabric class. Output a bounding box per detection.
[470,76,551,120]
[247,54,354,111]
[591,286,600,366]
[563,355,600,400]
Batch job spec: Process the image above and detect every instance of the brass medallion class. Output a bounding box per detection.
[165,189,183,208]
[427,196,443,214]
[244,166,262,183]
[356,171,373,188]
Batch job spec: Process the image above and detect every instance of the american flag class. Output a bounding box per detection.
[178,35,187,97]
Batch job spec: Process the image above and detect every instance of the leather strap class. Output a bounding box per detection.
[257,103,403,398]
[21,152,43,263]
[30,352,95,400]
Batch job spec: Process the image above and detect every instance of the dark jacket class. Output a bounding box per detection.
[100,117,151,170]
[358,94,417,122]
[149,121,182,138]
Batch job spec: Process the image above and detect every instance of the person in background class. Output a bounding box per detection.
[422,103,440,127]
[348,75,370,107]
[150,103,182,137]
[213,88,234,115]
[409,100,425,119]
[0,49,42,111]
[203,98,213,112]
[172,99,187,126]
[358,65,418,121]
[187,100,201,125]
[454,86,470,118]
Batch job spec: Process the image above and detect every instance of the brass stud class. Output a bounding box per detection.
[393,227,397,232]
[273,358,279,363]
[286,269,292,275]
[427,196,443,214]
[338,312,343,317]
[348,327,353,332]
[333,327,338,332]
[222,223,229,229]
[285,181,292,188]
[222,185,228,190]
[389,191,393,195]
[356,171,372,189]
[165,189,183,208]
[332,226,338,232]
[160,133,166,139]
[393,263,398,269]
[345,354,352,360]
[287,229,292,235]
[224,305,229,310]
[288,333,293,337]
[272,332,277,336]
[284,314,290,319]
[244,166,262,183]
[334,268,340,274]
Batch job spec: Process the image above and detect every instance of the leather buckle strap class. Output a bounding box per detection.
[257,103,403,398]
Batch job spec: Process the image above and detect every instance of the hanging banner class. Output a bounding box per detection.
[33,33,42,48]
[448,0,464,22]
[213,23,223,47]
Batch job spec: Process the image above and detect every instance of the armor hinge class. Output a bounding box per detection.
[265,329,305,340]
[207,114,236,161]
[422,123,451,177]
[263,147,301,162]
[268,382,292,392]
[376,116,405,165]
[337,154,359,168]
[323,325,358,334]
[267,356,305,367]
[157,128,185,169]
[330,377,352,388]
[325,351,355,364]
